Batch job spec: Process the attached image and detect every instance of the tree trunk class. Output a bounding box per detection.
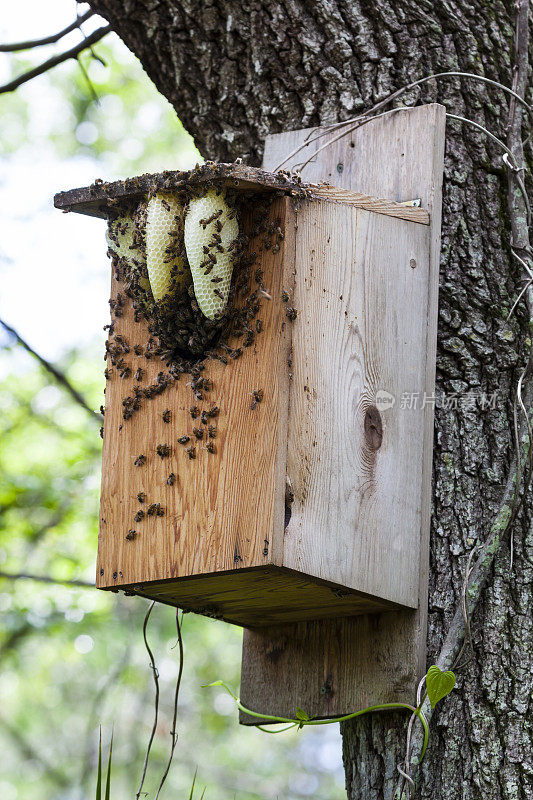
[88,1,532,797]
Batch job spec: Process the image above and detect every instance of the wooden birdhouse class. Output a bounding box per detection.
[54,109,443,639]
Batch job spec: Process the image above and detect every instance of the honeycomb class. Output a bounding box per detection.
[184,189,239,320]
[145,193,189,302]
[106,213,151,293]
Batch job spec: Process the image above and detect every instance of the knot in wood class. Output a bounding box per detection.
[364,406,383,451]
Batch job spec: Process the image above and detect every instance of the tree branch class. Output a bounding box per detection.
[0,25,111,94]
[0,317,102,423]
[0,9,94,52]
[0,570,94,588]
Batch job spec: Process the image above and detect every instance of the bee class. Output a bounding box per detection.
[134,367,143,381]
[255,320,263,333]
[208,424,217,438]
[250,388,264,410]
[193,427,204,440]
[200,410,208,425]
[126,530,137,540]
[167,472,176,486]
[134,344,143,356]
[177,435,191,445]
[286,307,298,321]
[207,405,219,418]
[190,405,200,419]
[186,445,196,459]
[243,329,255,347]
[156,443,171,458]
[134,510,145,522]
[104,368,113,379]
[99,427,104,439]
[206,441,216,454]
[137,492,146,503]
[281,290,290,302]
[134,454,146,466]
[162,409,171,423]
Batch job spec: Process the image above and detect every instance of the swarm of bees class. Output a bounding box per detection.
[98,164,305,546]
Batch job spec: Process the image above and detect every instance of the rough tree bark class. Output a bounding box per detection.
[88,1,532,798]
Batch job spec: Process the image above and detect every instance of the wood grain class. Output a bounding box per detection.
[128,566,397,627]
[97,198,293,590]
[240,103,445,722]
[311,186,430,225]
[284,201,430,608]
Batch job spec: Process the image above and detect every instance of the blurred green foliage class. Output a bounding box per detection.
[0,35,201,176]
[0,22,343,800]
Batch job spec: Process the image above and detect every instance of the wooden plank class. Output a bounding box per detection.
[54,162,429,225]
[241,616,417,720]
[97,198,292,589]
[284,202,431,608]
[240,103,445,722]
[311,186,430,225]
[125,566,397,628]
[54,163,305,218]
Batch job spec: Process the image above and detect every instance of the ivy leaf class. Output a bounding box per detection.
[295,707,311,728]
[426,665,456,708]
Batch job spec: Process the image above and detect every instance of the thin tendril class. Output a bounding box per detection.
[154,611,184,799]
[136,601,159,800]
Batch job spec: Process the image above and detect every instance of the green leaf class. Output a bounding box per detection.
[104,731,113,800]
[295,707,310,722]
[426,665,456,709]
[96,728,102,800]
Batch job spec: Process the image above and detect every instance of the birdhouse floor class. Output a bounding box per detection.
[119,566,397,627]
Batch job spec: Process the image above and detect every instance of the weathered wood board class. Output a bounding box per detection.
[240,103,445,721]
[284,202,430,609]
[98,198,292,601]
[54,162,429,225]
